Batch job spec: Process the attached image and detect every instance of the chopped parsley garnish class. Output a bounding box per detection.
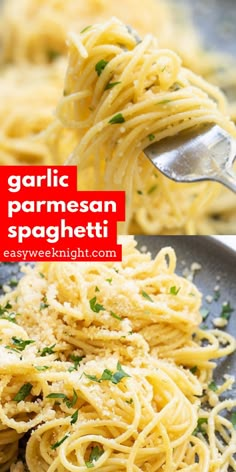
[13,383,33,402]
[201,323,209,330]
[46,393,68,400]
[147,185,157,195]
[39,344,56,357]
[84,373,99,382]
[137,190,143,195]
[89,297,105,313]
[85,446,104,468]
[39,272,45,278]
[112,362,130,384]
[80,25,92,34]
[95,286,100,292]
[39,296,49,311]
[156,99,171,105]
[193,417,208,435]
[208,381,218,392]
[9,337,35,351]
[200,308,209,320]
[35,366,49,371]
[68,354,84,372]
[8,279,18,288]
[106,278,112,284]
[110,311,122,321]
[95,59,108,76]
[0,302,19,323]
[231,412,236,429]
[220,302,233,320]
[65,389,78,408]
[70,409,79,425]
[85,362,130,385]
[105,81,121,90]
[190,366,198,375]
[51,433,70,450]
[169,286,180,295]
[213,289,220,301]
[47,50,61,62]
[148,134,155,141]
[108,113,125,124]
[46,390,78,408]
[126,398,133,404]
[141,291,154,302]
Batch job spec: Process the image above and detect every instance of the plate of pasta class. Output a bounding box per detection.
[0,0,236,235]
[0,236,235,472]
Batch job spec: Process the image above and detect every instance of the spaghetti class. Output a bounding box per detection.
[0,237,235,471]
[50,18,236,235]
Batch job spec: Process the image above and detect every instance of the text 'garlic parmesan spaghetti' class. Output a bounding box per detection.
[0,237,235,471]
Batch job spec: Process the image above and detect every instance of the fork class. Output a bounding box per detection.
[144,124,236,193]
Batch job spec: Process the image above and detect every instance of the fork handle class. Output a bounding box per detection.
[217,168,236,193]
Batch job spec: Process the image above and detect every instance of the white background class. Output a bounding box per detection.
[213,236,236,251]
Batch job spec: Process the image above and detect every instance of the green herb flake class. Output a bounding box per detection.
[89,297,105,313]
[106,278,112,284]
[208,380,218,392]
[213,289,220,301]
[109,113,125,125]
[35,366,49,371]
[85,446,104,468]
[111,362,130,384]
[110,311,122,321]
[65,389,78,409]
[10,337,35,351]
[148,134,155,141]
[47,390,78,409]
[0,301,12,316]
[80,25,92,34]
[84,373,100,383]
[51,433,70,450]
[70,409,79,425]
[200,308,209,320]
[39,344,56,357]
[190,366,198,375]
[220,302,234,320]
[231,412,236,429]
[46,392,67,400]
[156,99,171,105]
[126,398,133,404]
[105,81,121,90]
[100,369,113,381]
[95,59,108,76]
[141,291,154,302]
[169,286,180,296]
[9,279,18,288]
[68,354,85,372]
[39,296,49,311]
[201,323,209,330]
[147,185,158,195]
[137,190,143,195]
[193,417,208,435]
[47,50,61,62]
[39,272,45,278]
[95,286,100,292]
[13,383,33,403]
[85,362,130,385]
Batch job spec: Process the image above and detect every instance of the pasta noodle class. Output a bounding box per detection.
[48,18,236,235]
[0,0,236,234]
[0,237,235,471]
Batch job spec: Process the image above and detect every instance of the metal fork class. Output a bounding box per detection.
[144,124,236,193]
